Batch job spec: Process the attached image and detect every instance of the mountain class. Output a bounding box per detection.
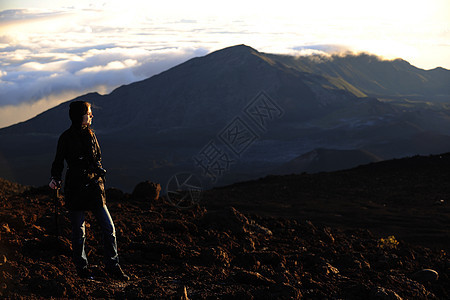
[1,45,450,191]
[268,52,450,100]
[273,148,383,174]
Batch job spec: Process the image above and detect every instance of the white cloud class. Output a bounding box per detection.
[0,45,206,106]
[76,59,138,74]
[0,90,81,128]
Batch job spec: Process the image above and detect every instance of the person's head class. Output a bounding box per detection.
[69,101,93,128]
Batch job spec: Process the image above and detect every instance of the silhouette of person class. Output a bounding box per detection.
[49,101,129,280]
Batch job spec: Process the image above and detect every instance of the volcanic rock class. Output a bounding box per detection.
[200,206,271,236]
[371,286,403,300]
[0,151,449,300]
[411,269,439,283]
[201,246,231,267]
[322,262,340,276]
[251,251,285,267]
[131,180,161,201]
[233,269,276,286]
[269,283,302,298]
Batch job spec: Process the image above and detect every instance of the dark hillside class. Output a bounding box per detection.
[0,153,449,298]
[205,152,450,249]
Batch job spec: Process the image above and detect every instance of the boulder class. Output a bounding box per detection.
[131,181,161,201]
[411,269,439,283]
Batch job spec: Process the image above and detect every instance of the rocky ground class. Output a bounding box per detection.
[0,154,449,299]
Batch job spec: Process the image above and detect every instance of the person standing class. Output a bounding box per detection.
[49,101,129,281]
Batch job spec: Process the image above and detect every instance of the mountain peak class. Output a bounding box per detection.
[200,44,277,70]
[204,44,260,61]
[216,44,258,54]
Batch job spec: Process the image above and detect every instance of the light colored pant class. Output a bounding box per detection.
[70,205,119,270]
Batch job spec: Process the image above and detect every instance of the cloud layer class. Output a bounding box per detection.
[0,8,217,127]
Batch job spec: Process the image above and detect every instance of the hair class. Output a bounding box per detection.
[69,101,92,128]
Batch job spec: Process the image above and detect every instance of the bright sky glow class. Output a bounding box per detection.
[0,0,449,128]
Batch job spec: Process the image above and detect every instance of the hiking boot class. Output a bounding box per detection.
[77,267,94,280]
[106,265,130,281]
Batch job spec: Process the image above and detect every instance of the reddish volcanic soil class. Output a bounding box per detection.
[0,153,449,299]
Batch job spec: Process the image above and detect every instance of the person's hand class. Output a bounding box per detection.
[49,178,61,189]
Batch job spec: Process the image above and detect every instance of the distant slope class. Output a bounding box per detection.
[205,152,450,249]
[273,148,382,174]
[268,52,450,100]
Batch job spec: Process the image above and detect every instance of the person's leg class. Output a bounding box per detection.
[69,210,88,271]
[92,205,119,268]
[92,205,129,280]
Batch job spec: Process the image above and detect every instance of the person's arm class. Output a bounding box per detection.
[50,134,66,188]
[92,131,102,163]
[91,132,106,180]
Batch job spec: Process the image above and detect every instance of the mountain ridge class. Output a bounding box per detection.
[3,45,449,134]
[273,148,383,174]
[267,51,450,99]
[1,44,449,190]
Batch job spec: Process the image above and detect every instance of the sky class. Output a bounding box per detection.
[0,0,449,128]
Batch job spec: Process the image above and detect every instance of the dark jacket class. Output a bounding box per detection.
[51,125,106,210]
